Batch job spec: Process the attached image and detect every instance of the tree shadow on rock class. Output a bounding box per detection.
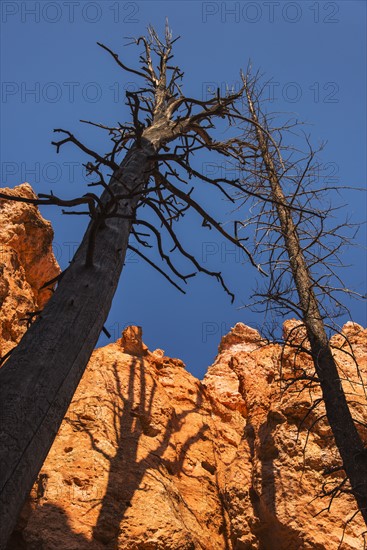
[7,502,91,550]
[66,355,209,547]
[245,417,310,550]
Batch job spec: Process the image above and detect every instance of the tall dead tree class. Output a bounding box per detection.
[0,24,265,547]
[230,70,367,525]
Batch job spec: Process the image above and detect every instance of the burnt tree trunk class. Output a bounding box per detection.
[0,139,155,548]
[246,91,367,524]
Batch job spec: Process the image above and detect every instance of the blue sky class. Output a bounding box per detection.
[1,1,366,378]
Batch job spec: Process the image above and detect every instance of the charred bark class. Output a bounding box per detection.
[245,86,367,524]
[0,141,155,547]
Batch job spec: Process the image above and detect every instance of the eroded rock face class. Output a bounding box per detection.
[204,321,367,549]
[8,326,237,550]
[8,322,367,550]
[1,185,367,549]
[0,184,60,357]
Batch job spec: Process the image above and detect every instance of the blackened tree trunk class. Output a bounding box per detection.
[0,141,155,547]
[245,86,367,524]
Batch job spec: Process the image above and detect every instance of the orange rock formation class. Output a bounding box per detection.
[1,184,366,549]
[0,183,60,358]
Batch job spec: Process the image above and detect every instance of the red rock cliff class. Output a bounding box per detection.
[1,185,367,549]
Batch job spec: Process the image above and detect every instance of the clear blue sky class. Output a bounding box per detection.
[1,1,366,378]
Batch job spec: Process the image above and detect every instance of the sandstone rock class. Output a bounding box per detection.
[9,339,235,549]
[1,185,367,549]
[120,325,148,356]
[218,321,265,354]
[206,319,367,549]
[0,184,60,358]
[8,321,367,549]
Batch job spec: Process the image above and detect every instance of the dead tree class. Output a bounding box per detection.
[230,69,367,525]
[0,24,266,547]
